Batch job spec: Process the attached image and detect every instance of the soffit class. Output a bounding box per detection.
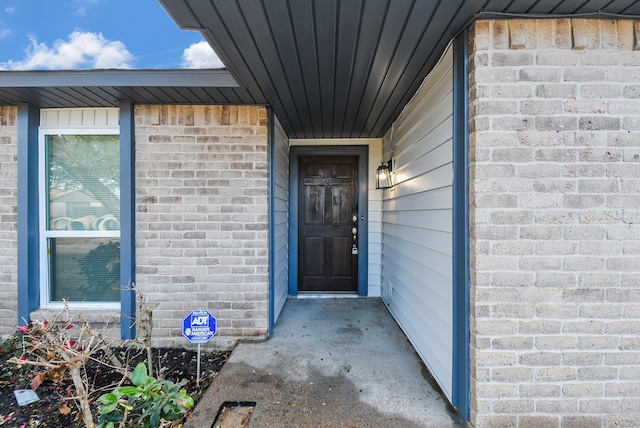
[0,69,256,108]
[159,0,640,138]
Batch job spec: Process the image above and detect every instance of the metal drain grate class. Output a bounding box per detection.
[212,401,256,428]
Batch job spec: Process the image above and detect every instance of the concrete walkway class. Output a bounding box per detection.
[186,298,462,427]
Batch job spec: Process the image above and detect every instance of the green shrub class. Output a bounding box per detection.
[97,362,194,428]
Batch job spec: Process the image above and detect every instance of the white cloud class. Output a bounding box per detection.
[5,6,16,14]
[0,30,134,70]
[0,29,10,39]
[181,41,224,69]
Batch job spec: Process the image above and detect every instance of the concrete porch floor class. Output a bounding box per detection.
[186,298,463,427]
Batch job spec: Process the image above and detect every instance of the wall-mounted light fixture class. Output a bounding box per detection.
[376,160,393,189]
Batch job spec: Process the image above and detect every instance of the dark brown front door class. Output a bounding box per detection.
[298,156,358,293]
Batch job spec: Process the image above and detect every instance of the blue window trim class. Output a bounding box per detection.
[17,104,136,340]
[119,101,136,340]
[452,29,470,421]
[17,103,40,326]
[288,145,369,297]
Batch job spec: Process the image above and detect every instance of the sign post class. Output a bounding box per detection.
[182,310,217,386]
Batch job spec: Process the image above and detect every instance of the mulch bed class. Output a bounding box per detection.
[0,346,229,427]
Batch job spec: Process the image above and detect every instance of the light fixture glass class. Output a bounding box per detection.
[376,161,393,189]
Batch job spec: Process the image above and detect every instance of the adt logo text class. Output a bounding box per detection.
[191,315,209,326]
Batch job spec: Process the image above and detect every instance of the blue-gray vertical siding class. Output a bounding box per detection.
[272,115,289,322]
[382,46,454,400]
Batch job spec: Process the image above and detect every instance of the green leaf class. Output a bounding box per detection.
[99,402,119,414]
[115,386,140,396]
[150,410,160,427]
[131,362,148,386]
[97,393,117,404]
[182,395,195,409]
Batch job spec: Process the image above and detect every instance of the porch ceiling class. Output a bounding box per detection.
[0,69,256,107]
[159,0,640,139]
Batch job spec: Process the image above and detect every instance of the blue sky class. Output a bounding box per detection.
[0,0,224,70]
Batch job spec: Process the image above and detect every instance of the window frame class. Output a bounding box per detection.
[38,127,121,310]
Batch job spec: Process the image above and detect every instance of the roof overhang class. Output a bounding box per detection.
[1,2,638,137]
[159,0,640,138]
[0,69,258,108]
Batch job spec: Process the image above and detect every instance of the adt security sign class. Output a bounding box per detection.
[182,310,217,344]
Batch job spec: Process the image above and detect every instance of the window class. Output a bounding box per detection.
[40,132,120,306]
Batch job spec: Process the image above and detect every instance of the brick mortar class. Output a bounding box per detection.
[134,105,269,348]
[470,19,640,427]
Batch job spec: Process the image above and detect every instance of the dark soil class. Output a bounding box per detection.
[0,346,229,427]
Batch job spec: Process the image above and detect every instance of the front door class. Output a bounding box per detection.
[298,156,358,293]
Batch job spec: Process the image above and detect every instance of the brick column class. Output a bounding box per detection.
[469,19,640,427]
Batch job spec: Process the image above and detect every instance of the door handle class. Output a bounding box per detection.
[351,227,358,254]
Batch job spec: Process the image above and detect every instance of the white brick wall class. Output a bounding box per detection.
[0,107,17,336]
[470,19,640,427]
[135,105,269,349]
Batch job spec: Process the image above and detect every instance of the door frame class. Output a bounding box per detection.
[288,145,369,297]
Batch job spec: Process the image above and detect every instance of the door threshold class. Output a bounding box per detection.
[296,293,359,299]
